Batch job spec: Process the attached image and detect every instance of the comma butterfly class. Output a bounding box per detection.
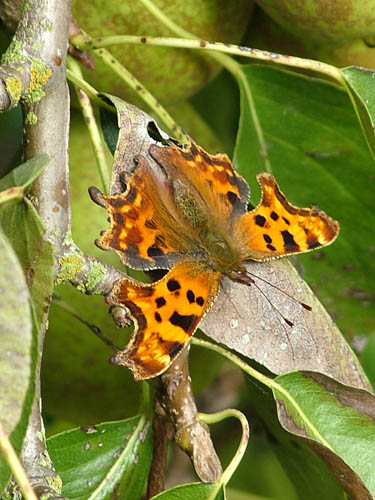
[89,138,339,380]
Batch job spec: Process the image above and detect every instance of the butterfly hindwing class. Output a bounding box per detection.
[107,261,221,380]
[234,173,340,261]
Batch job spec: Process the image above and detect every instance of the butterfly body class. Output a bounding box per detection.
[90,138,339,380]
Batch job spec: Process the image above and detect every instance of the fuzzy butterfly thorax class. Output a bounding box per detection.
[90,137,339,380]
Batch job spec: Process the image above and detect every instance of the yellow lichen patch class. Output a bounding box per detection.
[56,253,84,285]
[25,62,52,102]
[5,76,22,103]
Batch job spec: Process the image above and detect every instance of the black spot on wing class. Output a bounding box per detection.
[267,244,276,252]
[186,290,195,303]
[147,245,164,257]
[271,211,279,221]
[281,230,299,251]
[154,312,162,323]
[308,239,321,249]
[263,234,272,243]
[255,215,266,227]
[196,296,204,307]
[169,311,197,332]
[167,279,181,292]
[155,297,166,308]
[282,217,290,225]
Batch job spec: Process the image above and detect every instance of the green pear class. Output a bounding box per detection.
[245,6,375,69]
[72,0,253,105]
[255,0,375,44]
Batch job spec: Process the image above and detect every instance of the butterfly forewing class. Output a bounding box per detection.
[234,173,340,261]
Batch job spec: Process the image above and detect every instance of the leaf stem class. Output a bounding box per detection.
[0,423,38,500]
[67,56,111,193]
[66,68,115,112]
[73,34,345,88]
[197,409,249,498]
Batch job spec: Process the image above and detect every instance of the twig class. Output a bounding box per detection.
[147,348,222,496]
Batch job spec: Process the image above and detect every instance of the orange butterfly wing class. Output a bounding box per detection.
[89,155,198,270]
[150,139,250,220]
[107,261,221,380]
[234,173,340,261]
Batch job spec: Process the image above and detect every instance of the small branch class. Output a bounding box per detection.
[148,348,222,495]
[56,239,126,295]
[0,0,62,111]
[146,396,173,498]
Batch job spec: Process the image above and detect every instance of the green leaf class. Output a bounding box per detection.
[0,187,24,205]
[0,197,54,331]
[0,229,34,493]
[0,229,32,436]
[273,371,375,498]
[151,482,220,500]
[245,375,344,500]
[341,66,375,159]
[47,416,152,500]
[361,334,375,390]
[233,65,374,335]
[0,198,53,493]
[0,154,50,191]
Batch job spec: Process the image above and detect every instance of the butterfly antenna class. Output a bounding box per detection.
[248,279,296,361]
[249,278,295,327]
[245,270,312,311]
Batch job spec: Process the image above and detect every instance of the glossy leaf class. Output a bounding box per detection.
[245,375,345,500]
[0,154,50,191]
[47,416,152,500]
[273,371,375,498]
[341,66,375,158]
[233,64,374,336]
[151,482,222,500]
[0,230,33,493]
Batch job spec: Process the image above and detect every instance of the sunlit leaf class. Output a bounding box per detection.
[273,371,375,498]
[341,66,375,158]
